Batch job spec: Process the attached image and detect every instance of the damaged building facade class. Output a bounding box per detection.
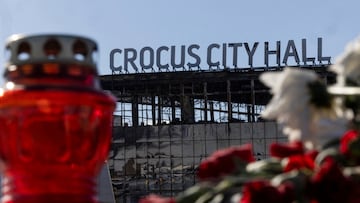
[100,64,334,202]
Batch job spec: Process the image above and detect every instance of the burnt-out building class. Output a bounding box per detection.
[100,65,334,202]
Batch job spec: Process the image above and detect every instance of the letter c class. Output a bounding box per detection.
[110,49,122,72]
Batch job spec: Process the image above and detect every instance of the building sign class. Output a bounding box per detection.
[110,38,331,73]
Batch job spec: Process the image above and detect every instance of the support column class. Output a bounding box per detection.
[203,82,208,122]
[171,98,176,123]
[152,95,156,125]
[158,96,162,125]
[227,80,232,122]
[181,84,194,123]
[251,79,256,122]
[132,96,139,127]
[210,101,214,122]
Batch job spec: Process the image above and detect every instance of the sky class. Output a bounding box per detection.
[0,0,359,85]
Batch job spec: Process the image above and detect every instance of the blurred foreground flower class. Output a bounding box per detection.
[240,180,295,203]
[329,35,360,128]
[270,141,304,158]
[308,157,354,203]
[197,144,254,181]
[330,36,360,90]
[139,194,175,203]
[260,68,347,148]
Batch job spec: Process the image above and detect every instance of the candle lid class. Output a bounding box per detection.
[3,34,100,87]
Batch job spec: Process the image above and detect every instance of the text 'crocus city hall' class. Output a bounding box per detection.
[100,38,334,202]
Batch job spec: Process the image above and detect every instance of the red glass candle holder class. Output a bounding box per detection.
[0,34,116,203]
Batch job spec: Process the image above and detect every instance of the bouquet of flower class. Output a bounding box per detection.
[139,37,360,203]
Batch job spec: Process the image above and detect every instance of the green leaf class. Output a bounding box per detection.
[176,183,213,203]
[349,138,360,156]
[271,170,311,202]
[245,158,283,175]
[315,147,344,166]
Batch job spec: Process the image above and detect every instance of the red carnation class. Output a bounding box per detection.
[283,150,318,172]
[308,157,352,203]
[306,150,319,161]
[270,141,304,158]
[139,194,175,203]
[340,130,359,156]
[240,180,295,203]
[197,144,254,180]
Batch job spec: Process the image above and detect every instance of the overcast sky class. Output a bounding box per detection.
[0,0,359,84]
